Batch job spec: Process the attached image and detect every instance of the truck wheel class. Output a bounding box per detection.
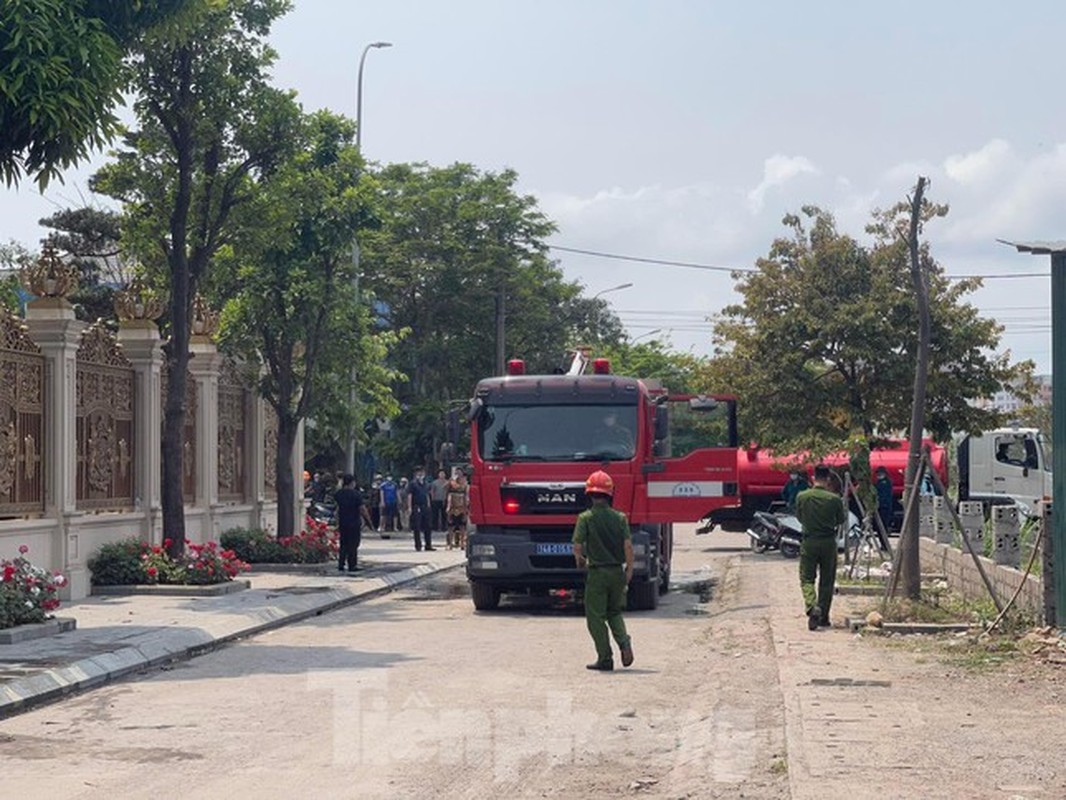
[780,542,800,559]
[659,566,671,596]
[470,582,501,611]
[628,579,659,611]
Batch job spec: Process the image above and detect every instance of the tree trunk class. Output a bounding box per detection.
[275,413,299,539]
[900,176,930,600]
[161,281,190,558]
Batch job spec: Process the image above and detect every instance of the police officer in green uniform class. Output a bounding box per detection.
[795,464,846,630]
[572,470,635,671]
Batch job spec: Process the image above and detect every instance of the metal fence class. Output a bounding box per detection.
[0,310,44,516]
[217,359,248,503]
[76,323,134,511]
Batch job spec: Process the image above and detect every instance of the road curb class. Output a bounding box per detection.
[0,560,462,720]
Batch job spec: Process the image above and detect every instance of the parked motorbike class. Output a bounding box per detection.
[747,509,804,558]
[308,500,337,526]
[747,505,863,559]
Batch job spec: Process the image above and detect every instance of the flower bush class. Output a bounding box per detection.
[88,538,249,586]
[0,545,67,629]
[220,519,337,564]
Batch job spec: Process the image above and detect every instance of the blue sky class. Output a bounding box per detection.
[2,0,1062,370]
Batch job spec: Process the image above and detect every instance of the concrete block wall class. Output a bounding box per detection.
[919,536,1043,617]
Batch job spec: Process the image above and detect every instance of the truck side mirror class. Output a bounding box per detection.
[654,406,669,442]
[466,397,484,423]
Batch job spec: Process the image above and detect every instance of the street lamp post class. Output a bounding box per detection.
[346,40,392,478]
[356,41,392,151]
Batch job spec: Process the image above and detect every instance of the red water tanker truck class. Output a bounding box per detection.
[707,439,949,530]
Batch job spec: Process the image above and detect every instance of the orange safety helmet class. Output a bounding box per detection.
[584,470,614,498]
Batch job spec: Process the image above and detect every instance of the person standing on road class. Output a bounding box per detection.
[430,469,449,532]
[572,470,634,671]
[795,464,846,630]
[875,466,895,532]
[334,474,373,573]
[380,475,399,532]
[446,469,470,550]
[408,467,434,551]
[369,474,383,533]
[781,470,809,513]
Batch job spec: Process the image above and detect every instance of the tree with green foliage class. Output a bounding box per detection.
[359,162,619,471]
[93,0,299,555]
[710,203,1029,454]
[0,0,191,187]
[216,110,402,537]
[39,206,130,322]
[600,339,704,395]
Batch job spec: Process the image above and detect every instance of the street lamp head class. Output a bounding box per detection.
[372,41,393,49]
[591,282,633,300]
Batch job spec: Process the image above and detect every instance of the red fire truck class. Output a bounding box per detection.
[464,352,739,611]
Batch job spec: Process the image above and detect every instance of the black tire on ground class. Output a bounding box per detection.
[628,579,659,611]
[780,542,800,559]
[470,582,501,610]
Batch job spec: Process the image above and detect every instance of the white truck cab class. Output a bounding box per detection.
[957,427,1051,516]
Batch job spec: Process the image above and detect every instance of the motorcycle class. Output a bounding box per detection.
[308,499,337,526]
[747,508,805,558]
[747,505,864,559]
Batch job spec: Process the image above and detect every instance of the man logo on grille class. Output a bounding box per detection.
[537,492,577,504]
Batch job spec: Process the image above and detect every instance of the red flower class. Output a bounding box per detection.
[163,538,173,548]
[152,545,162,555]
[147,566,158,577]
[2,565,14,582]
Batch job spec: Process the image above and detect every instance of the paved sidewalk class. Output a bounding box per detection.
[0,535,465,719]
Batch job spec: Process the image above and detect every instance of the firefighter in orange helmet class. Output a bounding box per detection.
[572,470,635,671]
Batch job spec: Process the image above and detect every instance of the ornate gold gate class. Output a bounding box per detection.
[161,362,197,500]
[76,323,134,510]
[218,359,247,503]
[0,310,43,516]
[263,406,278,499]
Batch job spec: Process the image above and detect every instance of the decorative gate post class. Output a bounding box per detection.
[188,295,223,542]
[115,279,165,543]
[21,246,86,596]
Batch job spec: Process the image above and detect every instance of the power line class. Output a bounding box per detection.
[549,244,752,273]
[552,242,1050,281]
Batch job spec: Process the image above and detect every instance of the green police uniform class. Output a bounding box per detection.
[573,503,632,665]
[795,485,845,624]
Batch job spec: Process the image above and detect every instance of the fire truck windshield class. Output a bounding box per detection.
[478,403,639,462]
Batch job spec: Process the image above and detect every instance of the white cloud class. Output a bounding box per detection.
[746,154,818,213]
[530,139,1064,369]
[944,139,1013,185]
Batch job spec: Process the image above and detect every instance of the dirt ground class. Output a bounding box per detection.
[1,527,1065,799]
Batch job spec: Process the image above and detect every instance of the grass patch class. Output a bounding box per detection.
[769,757,788,776]
[884,630,1022,671]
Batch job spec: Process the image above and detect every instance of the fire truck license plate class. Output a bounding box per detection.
[535,543,573,555]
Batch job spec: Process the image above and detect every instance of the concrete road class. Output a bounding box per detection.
[0,525,790,799]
